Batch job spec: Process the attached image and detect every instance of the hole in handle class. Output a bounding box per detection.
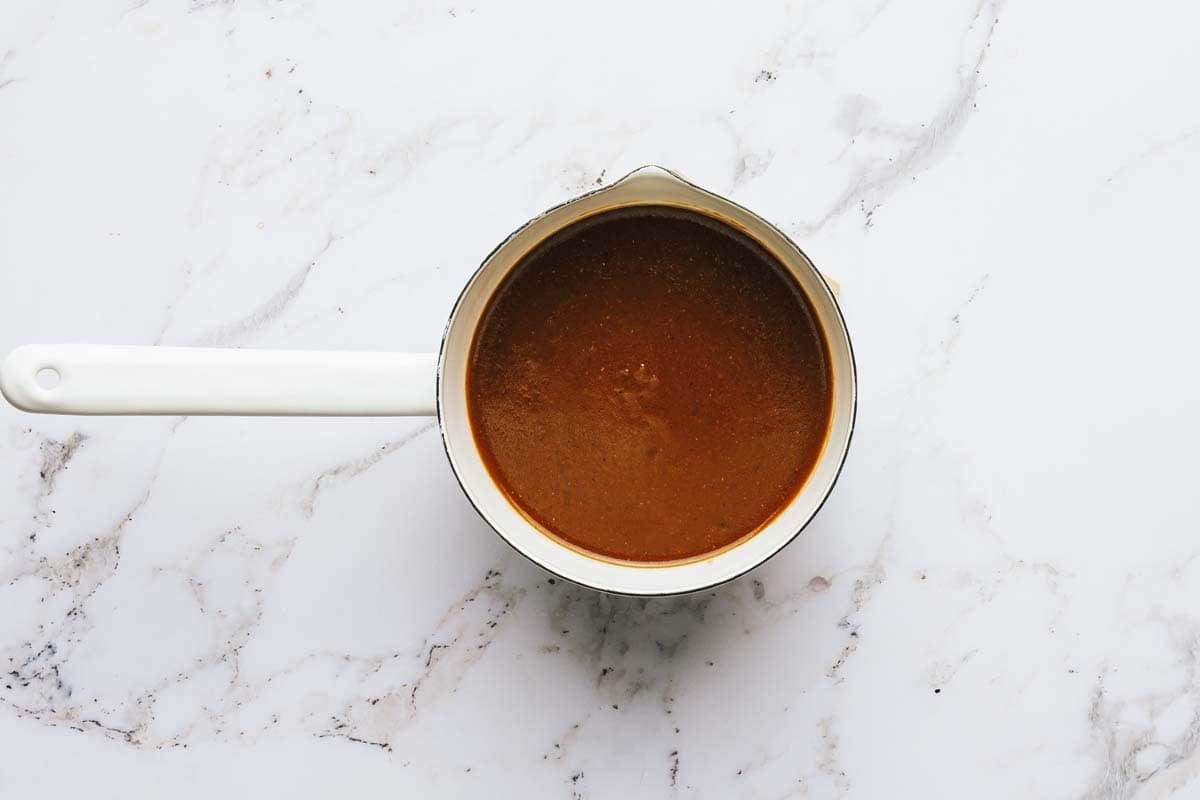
[35,367,61,389]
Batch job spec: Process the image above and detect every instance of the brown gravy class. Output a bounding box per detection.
[467,205,833,563]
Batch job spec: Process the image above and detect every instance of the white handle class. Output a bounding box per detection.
[0,345,438,416]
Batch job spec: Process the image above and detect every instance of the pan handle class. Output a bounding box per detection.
[0,345,439,416]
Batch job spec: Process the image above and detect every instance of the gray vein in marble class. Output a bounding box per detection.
[2,463,161,738]
[155,525,294,696]
[518,572,849,789]
[723,116,775,191]
[0,418,194,744]
[1082,611,1200,797]
[191,232,337,347]
[300,420,437,517]
[280,263,446,338]
[37,431,86,488]
[117,0,152,21]
[568,768,586,800]
[818,716,852,798]
[243,112,355,192]
[317,567,523,751]
[940,272,990,363]
[796,0,1005,235]
[5,546,523,751]
[817,263,1004,683]
[543,717,586,762]
[153,257,226,346]
[527,585,719,782]
[827,568,883,682]
[1103,128,1200,188]
[928,648,977,694]
[26,431,88,543]
[0,48,17,93]
[751,0,886,90]
[188,0,230,14]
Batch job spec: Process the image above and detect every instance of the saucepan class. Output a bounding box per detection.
[0,166,856,595]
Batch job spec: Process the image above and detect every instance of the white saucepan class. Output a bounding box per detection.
[0,166,856,596]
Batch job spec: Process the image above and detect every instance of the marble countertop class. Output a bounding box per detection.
[2,1,1199,797]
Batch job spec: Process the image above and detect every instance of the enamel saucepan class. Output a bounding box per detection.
[0,166,856,596]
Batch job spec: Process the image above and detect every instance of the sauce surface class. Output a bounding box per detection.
[467,205,833,563]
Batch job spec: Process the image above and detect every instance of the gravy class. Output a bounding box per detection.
[467,205,833,563]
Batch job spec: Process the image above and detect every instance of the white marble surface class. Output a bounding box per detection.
[2,0,1199,796]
